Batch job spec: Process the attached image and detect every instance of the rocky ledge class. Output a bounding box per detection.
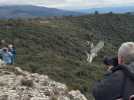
[0,65,87,100]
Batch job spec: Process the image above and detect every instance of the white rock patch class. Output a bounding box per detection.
[0,65,87,100]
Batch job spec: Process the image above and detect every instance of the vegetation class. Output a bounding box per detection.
[0,13,134,99]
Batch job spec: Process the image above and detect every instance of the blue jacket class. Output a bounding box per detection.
[2,51,12,64]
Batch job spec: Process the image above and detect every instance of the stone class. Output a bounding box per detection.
[69,90,87,100]
[0,65,87,100]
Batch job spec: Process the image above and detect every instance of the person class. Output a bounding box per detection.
[92,42,134,100]
[2,47,13,65]
[103,56,118,72]
[8,44,16,64]
[0,40,7,59]
[0,49,3,60]
[0,40,7,47]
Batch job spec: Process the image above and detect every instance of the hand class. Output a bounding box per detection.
[107,66,113,72]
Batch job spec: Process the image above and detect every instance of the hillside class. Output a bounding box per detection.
[0,64,87,100]
[0,13,134,99]
[0,5,84,18]
[77,6,134,13]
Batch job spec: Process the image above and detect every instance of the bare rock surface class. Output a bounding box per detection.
[0,65,88,100]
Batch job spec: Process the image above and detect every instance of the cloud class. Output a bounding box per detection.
[54,0,134,9]
[0,0,65,5]
[0,0,134,9]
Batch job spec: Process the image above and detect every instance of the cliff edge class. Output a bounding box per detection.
[0,64,87,100]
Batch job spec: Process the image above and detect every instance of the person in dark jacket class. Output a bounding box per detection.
[92,42,134,100]
[8,44,16,64]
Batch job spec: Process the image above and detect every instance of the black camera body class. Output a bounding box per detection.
[103,57,118,66]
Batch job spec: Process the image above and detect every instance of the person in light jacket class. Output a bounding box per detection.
[2,47,12,64]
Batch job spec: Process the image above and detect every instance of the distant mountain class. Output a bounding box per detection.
[0,5,84,18]
[77,6,134,14]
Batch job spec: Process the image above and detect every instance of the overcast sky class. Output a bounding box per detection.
[0,0,134,10]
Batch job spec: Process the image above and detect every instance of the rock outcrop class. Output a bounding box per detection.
[0,65,87,100]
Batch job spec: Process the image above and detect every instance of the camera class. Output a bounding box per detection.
[103,56,118,66]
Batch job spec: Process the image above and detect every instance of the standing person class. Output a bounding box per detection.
[2,47,12,65]
[0,40,7,59]
[0,49,3,60]
[8,44,16,64]
[92,42,134,100]
[0,40,8,48]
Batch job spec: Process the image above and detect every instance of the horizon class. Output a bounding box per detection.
[0,0,134,10]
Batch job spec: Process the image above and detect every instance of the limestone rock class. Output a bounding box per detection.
[69,90,87,100]
[0,65,88,100]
